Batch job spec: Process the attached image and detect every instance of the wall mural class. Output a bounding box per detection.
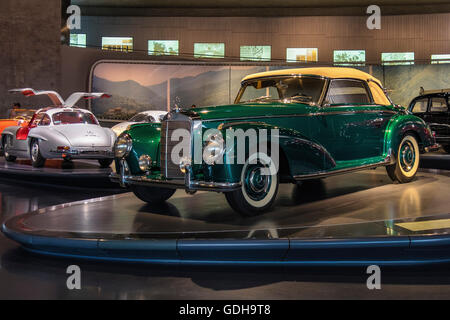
[91,61,450,121]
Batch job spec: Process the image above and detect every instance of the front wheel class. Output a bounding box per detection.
[98,159,113,168]
[225,153,279,217]
[386,134,420,183]
[131,185,176,204]
[30,139,46,168]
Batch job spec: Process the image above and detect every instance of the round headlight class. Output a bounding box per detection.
[203,141,224,165]
[203,132,225,165]
[114,133,132,158]
[138,154,152,172]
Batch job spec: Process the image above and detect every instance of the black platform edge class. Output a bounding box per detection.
[420,153,450,171]
[3,220,450,266]
[0,166,119,189]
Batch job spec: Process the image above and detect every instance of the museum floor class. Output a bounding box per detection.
[1,168,450,299]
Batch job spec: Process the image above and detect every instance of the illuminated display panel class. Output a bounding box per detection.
[431,54,450,64]
[148,40,179,56]
[334,50,366,66]
[194,43,225,59]
[240,46,271,61]
[286,48,318,62]
[382,52,414,65]
[102,37,133,52]
[70,34,86,48]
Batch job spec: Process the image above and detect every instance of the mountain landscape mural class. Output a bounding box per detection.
[91,62,450,120]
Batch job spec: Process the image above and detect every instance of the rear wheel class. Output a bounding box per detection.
[98,159,113,168]
[3,136,16,162]
[225,153,279,217]
[30,139,46,168]
[443,145,450,154]
[386,134,420,183]
[131,185,176,204]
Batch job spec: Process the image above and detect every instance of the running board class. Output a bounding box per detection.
[293,157,393,181]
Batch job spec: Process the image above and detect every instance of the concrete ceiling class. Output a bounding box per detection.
[71,0,450,16]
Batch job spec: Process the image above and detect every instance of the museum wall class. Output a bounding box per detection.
[0,0,62,117]
[74,13,450,64]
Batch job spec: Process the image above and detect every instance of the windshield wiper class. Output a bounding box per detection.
[289,93,312,101]
[242,95,275,103]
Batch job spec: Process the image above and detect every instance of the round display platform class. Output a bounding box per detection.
[0,158,118,188]
[3,168,450,266]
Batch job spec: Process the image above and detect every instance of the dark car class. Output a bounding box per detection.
[409,88,449,153]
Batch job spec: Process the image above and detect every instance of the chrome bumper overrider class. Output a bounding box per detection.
[110,160,241,192]
[424,143,441,153]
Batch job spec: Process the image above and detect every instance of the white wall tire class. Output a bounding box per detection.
[386,135,420,183]
[225,152,279,217]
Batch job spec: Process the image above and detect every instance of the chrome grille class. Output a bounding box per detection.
[160,118,192,179]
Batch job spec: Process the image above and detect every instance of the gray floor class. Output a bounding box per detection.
[1,173,450,299]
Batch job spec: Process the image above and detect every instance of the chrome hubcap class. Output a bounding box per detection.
[4,136,11,157]
[244,164,271,201]
[31,142,39,162]
[400,140,415,172]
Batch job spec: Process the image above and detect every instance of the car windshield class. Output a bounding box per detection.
[52,111,98,125]
[9,109,35,119]
[236,76,326,105]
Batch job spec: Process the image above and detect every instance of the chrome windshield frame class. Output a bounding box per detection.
[235,75,329,105]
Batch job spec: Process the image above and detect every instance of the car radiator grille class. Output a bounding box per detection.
[160,119,192,179]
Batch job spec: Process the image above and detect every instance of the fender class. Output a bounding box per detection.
[103,127,117,147]
[1,126,26,154]
[1,126,21,150]
[27,127,70,158]
[208,121,336,183]
[1,126,20,138]
[123,122,162,175]
[384,114,434,158]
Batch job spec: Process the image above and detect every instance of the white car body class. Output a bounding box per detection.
[111,110,168,136]
[2,89,116,166]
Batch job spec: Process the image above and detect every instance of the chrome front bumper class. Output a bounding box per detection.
[110,160,241,193]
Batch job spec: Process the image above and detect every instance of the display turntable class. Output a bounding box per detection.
[0,158,118,188]
[3,168,450,266]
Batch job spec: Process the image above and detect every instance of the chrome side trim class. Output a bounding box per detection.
[202,109,398,123]
[293,157,393,181]
[110,173,241,192]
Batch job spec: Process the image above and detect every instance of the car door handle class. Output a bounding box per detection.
[371,117,385,127]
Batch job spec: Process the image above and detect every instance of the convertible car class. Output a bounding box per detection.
[111,67,439,216]
[2,88,116,168]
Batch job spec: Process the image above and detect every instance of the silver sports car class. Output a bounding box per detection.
[2,88,116,168]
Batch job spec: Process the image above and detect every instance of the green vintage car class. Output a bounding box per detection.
[111,67,439,216]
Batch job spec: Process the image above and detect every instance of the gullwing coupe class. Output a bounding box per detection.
[2,88,116,168]
[111,67,439,216]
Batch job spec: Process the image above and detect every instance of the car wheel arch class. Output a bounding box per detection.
[219,122,334,180]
